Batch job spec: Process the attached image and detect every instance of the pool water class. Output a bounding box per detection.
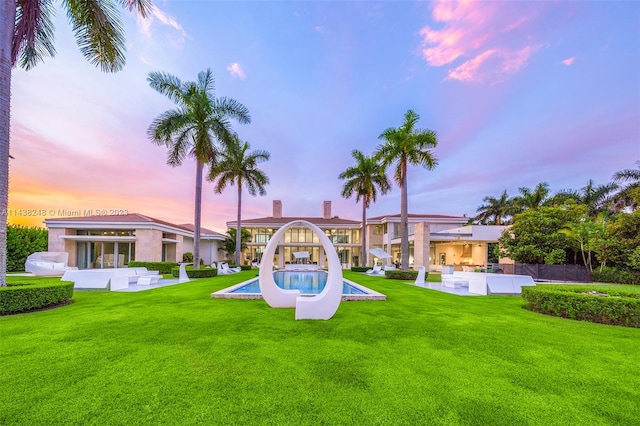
[231,271,367,295]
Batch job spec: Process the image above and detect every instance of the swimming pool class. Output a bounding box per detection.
[211,270,386,301]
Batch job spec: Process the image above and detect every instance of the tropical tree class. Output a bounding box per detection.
[559,216,600,271]
[512,182,550,212]
[553,179,617,217]
[208,135,269,266]
[375,110,438,271]
[339,150,391,266]
[474,189,516,225]
[498,205,584,264]
[612,160,640,211]
[148,69,250,269]
[219,228,252,262]
[0,0,151,286]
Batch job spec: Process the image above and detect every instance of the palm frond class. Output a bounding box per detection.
[64,0,127,72]
[147,72,186,105]
[118,0,152,18]
[13,0,56,70]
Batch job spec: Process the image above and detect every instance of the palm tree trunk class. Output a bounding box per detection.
[193,161,203,269]
[0,2,17,287]
[235,180,242,266]
[400,157,409,271]
[361,198,367,267]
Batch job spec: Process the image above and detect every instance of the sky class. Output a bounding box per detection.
[8,0,640,232]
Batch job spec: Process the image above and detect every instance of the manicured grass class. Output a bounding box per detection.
[1,271,639,425]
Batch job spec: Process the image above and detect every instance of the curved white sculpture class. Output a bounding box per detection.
[178,263,192,283]
[259,220,343,320]
[415,265,426,285]
[25,252,77,276]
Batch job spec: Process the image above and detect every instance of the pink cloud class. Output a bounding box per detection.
[562,56,576,66]
[227,62,246,80]
[420,0,549,83]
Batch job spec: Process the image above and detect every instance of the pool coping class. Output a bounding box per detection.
[210,273,386,301]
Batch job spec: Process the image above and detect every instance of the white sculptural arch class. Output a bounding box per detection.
[258,220,343,320]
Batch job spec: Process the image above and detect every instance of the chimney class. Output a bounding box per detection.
[323,201,331,220]
[273,200,282,218]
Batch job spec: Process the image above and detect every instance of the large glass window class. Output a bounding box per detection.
[76,241,134,269]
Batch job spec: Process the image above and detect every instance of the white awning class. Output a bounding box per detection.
[293,251,310,259]
[367,248,392,259]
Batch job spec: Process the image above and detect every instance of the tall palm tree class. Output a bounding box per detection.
[208,135,269,266]
[148,70,250,268]
[474,189,515,225]
[612,161,640,211]
[339,150,391,267]
[0,0,150,286]
[374,110,438,271]
[513,182,550,212]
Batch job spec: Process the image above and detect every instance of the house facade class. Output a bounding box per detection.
[229,201,507,271]
[44,213,226,268]
[43,202,506,271]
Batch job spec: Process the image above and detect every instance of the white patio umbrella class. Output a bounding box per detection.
[367,248,392,266]
[292,251,310,263]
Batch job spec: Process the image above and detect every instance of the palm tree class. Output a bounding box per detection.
[474,190,516,225]
[0,0,150,286]
[219,228,252,262]
[208,135,269,266]
[513,182,550,212]
[553,180,618,217]
[148,70,250,269]
[375,110,438,271]
[339,150,391,267]
[612,161,640,211]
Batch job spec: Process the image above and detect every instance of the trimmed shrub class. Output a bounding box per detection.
[385,270,421,280]
[128,261,177,274]
[0,281,74,314]
[351,267,370,273]
[182,252,194,263]
[592,267,640,285]
[522,285,640,328]
[170,267,218,278]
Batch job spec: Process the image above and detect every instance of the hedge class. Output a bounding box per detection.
[521,285,640,328]
[351,267,370,273]
[6,224,47,272]
[170,267,218,278]
[592,267,640,285]
[0,281,74,314]
[128,261,177,274]
[385,270,421,280]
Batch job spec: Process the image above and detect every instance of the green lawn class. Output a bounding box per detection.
[1,271,639,425]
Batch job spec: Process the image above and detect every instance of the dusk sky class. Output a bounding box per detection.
[8,0,640,232]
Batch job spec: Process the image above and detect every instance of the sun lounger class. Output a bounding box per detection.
[366,265,385,275]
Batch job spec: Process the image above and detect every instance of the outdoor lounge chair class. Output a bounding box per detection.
[218,263,239,274]
[365,265,384,275]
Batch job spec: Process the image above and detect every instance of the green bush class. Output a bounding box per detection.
[592,267,640,285]
[170,267,218,278]
[521,285,640,327]
[385,270,421,280]
[0,281,74,314]
[128,261,177,274]
[351,267,370,272]
[6,224,48,272]
[182,252,194,263]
